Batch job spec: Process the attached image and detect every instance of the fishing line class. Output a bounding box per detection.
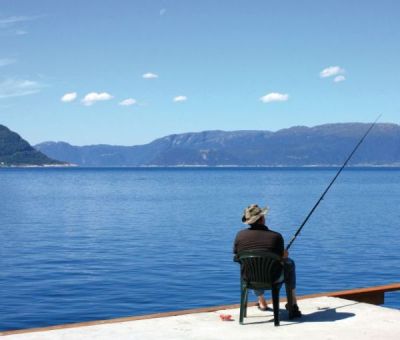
[286,114,382,251]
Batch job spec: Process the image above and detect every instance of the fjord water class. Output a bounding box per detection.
[1,168,399,331]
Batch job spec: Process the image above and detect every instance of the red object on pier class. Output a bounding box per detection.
[219,314,233,321]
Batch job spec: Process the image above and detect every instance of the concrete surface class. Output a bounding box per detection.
[3,297,400,340]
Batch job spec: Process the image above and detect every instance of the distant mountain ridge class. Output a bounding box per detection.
[35,123,400,167]
[0,125,64,166]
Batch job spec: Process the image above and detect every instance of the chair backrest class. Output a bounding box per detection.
[237,251,283,288]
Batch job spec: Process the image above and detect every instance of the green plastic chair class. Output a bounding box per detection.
[237,251,290,326]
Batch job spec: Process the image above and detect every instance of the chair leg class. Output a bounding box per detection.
[272,285,280,326]
[239,288,247,324]
[244,289,249,317]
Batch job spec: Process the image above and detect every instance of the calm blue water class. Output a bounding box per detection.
[1,168,399,331]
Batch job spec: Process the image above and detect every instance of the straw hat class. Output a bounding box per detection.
[242,204,269,224]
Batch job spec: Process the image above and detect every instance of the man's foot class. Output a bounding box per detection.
[257,296,272,311]
[256,302,272,311]
[285,303,302,319]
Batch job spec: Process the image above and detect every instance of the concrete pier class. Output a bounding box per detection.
[2,284,399,340]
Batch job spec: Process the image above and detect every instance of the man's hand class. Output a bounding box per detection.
[283,250,289,258]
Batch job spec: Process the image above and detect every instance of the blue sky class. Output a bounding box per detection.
[1,0,399,145]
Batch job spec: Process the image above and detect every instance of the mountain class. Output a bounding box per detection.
[0,125,65,166]
[35,123,400,167]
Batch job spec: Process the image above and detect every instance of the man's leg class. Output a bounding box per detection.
[283,258,301,318]
[253,289,269,310]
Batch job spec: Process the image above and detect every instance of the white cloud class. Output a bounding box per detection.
[320,66,345,78]
[0,58,16,67]
[260,92,289,103]
[0,15,39,36]
[119,98,137,106]
[334,75,346,83]
[0,16,31,26]
[61,92,77,103]
[82,92,113,106]
[173,95,187,102]
[142,72,158,79]
[0,78,43,99]
[15,29,28,35]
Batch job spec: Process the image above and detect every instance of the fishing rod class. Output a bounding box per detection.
[286,114,382,251]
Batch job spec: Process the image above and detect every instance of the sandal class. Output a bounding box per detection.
[256,303,272,311]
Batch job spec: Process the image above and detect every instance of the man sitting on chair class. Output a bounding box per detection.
[233,204,302,318]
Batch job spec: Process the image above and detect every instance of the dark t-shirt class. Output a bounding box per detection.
[233,224,284,257]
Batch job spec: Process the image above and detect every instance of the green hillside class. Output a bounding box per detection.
[0,124,65,166]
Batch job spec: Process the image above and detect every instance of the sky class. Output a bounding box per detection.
[0,0,399,146]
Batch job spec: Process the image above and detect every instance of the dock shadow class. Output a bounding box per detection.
[241,302,357,326]
[297,308,355,323]
[282,302,358,325]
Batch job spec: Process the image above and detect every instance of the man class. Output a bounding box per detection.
[233,204,301,318]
